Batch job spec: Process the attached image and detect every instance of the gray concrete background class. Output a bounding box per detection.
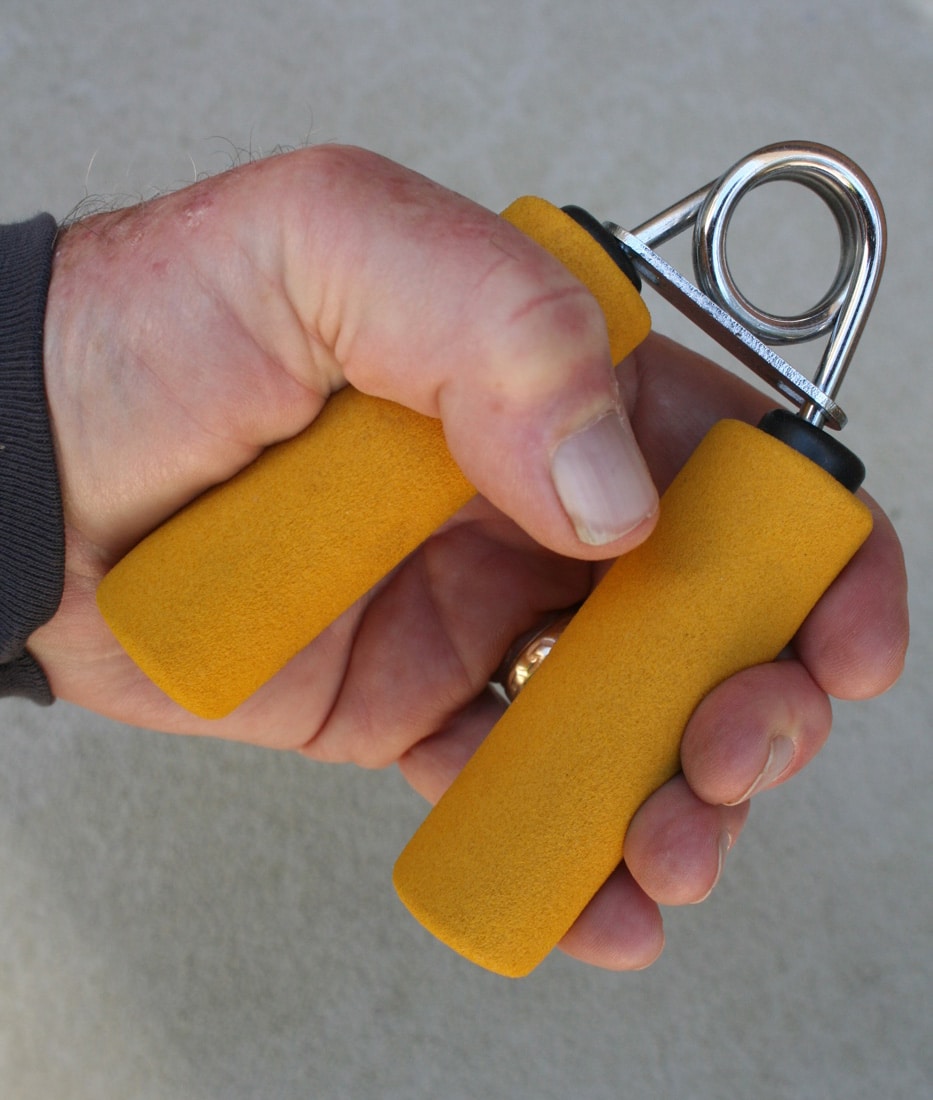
[1,1,930,1097]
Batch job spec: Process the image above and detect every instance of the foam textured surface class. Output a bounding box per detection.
[97,389,474,718]
[395,420,872,976]
[96,199,649,718]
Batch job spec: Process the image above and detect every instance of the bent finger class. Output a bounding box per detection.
[680,660,833,807]
[557,864,665,971]
[623,775,750,907]
[794,493,909,700]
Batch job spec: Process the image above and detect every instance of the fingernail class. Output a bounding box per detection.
[726,735,796,805]
[551,410,658,545]
[694,830,732,904]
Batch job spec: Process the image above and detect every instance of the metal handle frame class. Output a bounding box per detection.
[606,141,886,431]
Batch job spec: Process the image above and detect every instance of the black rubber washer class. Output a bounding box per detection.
[758,409,865,492]
[560,205,642,293]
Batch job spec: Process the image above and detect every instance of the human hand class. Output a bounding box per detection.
[32,146,908,969]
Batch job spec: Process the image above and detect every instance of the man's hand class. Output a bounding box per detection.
[31,147,908,970]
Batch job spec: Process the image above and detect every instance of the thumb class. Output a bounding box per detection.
[288,146,658,559]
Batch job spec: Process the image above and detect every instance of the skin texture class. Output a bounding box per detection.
[31,146,908,971]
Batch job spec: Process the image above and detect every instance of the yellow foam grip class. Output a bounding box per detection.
[96,198,650,719]
[393,421,872,976]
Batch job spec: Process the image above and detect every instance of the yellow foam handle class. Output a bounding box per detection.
[96,199,650,718]
[393,420,873,977]
[98,391,474,718]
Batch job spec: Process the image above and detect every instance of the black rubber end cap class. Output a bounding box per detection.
[758,409,865,492]
[560,205,642,292]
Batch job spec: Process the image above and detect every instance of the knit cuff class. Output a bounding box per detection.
[0,214,64,704]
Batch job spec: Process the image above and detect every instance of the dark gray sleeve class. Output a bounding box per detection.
[0,214,65,705]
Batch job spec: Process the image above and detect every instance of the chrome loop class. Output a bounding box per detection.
[691,143,886,424]
[625,141,886,429]
[694,159,853,344]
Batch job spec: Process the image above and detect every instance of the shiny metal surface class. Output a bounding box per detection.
[618,141,886,430]
[493,611,575,702]
[608,223,849,428]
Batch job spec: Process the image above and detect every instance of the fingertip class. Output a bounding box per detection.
[680,661,833,808]
[557,865,666,971]
[795,496,909,700]
[624,776,749,907]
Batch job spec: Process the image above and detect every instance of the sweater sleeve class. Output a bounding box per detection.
[0,214,65,705]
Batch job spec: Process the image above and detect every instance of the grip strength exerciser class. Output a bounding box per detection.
[96,142,886,976]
